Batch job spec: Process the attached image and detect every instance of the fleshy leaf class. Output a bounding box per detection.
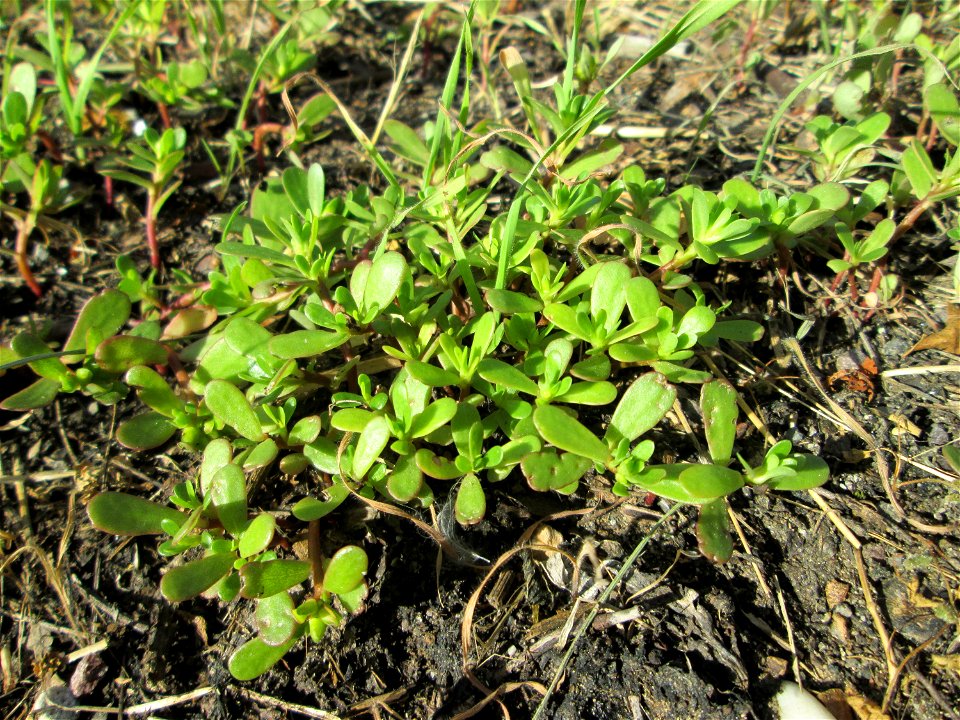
[116,411,177,450]
[323,545,368,594]
[606,373,675,445]
[533,405,609,465]
[64,290,131,356]
[696,498,734,563]
[701,380,738,465]
[361,252,407,317]
[387,454,423,502]
[1,377,60,410]
[255,591,299,646]
[239,559,311,599]
[238,513,276,558]
[210,463,248,535]
[204,380,265,441]
[292,476,350,521]
[94,336,168,372]
[521,451,591,492]
[88,492,184,536]
[161,553,236,601]
[352,414,390,480]
[269,330,348,360]
[228,631,303,681]
[455,474,486,525]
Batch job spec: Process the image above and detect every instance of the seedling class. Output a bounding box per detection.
[1,159,80,296]
[100,127,187,268]
[615,380,829,562]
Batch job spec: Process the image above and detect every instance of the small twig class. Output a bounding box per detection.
[231,686,344,719]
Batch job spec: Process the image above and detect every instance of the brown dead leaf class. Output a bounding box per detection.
[816,688,853,720]
[846,690,890,720]
[907,304,960,356]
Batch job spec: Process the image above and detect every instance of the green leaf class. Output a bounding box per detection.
[116,411,177,450]
[901,139,937,199]
[477,358,539,395]
[216,241,295,267]
[706,320,764,342]
[560,139,623,181]
[331,408,374,433]
[384,119,429,166]
[632,463,743,503]
[324,545,368,594]
[126,365,183,417]
[204,380,265,441]
[591,262,631,332]
[556,381,617,406]
[678,464,744,500]
[408,397,458,438]
[570,353,611,381]
[11,332,70,382]
[161,553,236,601]
[210,463,248,535]
[64,290,131,356]
[337,582,368,613]
[88,492,184,536]
[696,498,734,563]
[269,330,348,360]
[925,82,960,146]
[1,377,60,410]
[451,403,483,463]
[484,288,543,314]
[239,559,311,599]
[533,405,609,465]
[606,373,675,445]
[676,305,716,343]
[766,454,830,491]
[701,380,738,465]
[243,439,279,469]
[95,336,168,372]
[415,448,462,480]
[292,476,351,521]
[255,591,299,646]
[228,632,303,681]
[352,414,390,479]
[288,416,322,446]
[238,513,276,558]
[303,437,341,476]
[387,454,423,502]
[455,474,486,525]
[404,360,460,387]
[361,252,407,317]
[521,451,591,492]
[200,438,233,497]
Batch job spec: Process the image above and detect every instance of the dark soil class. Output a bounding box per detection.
[2,3,959,720]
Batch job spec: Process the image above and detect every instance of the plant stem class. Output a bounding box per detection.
[309,519,324,600]
[14,217,42,297]
[146,190,160,268]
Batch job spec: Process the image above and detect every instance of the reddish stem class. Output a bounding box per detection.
[847,268,859,304]
[35,131,63,163]
[104,175,114,208]
[309,519,324,600]
[252,122,285,174]
[146,192,161,269]
[15,221,42,297]
[157,102,172,129]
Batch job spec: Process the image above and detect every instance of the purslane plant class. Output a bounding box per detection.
[23,0,960,685]
[0,141,838,674]
[99,126,187,269]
